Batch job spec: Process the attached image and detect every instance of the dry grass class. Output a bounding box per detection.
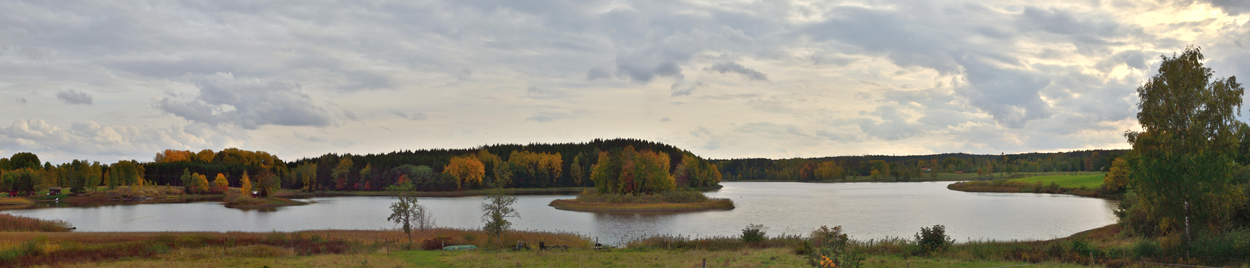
[437,247,807,268]
[0,213,73,232]
[54,253,406,268]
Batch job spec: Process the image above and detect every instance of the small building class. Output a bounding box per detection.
[48,187,62,195]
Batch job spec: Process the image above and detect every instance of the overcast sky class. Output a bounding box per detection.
[3,0,1250,164]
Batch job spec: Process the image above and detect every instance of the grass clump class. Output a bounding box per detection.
[0,214,73,232]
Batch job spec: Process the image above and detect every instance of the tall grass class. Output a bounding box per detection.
[0,213,73,232]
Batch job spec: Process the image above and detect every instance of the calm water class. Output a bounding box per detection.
[6,182,1116,245]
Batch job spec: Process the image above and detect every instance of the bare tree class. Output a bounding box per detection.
[388,196,434,244]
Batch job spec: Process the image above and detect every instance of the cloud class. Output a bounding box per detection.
[0,119,236,163]
[1199,0,1250,15]
[525,86,568,100]
[704,61,768,81]
[158,73,331,129]
[525,111,575,122]
[56,89,92,105]
[392,111,428,121]
[670,81,706,97]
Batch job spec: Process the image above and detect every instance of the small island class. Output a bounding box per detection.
[550,189,733,213]
[548,146,731,213]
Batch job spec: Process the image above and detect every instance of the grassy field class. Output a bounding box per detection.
[1009,172,1105,189]
[391,248,1093,268]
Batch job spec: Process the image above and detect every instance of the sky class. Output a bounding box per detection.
[3,0,1250,165]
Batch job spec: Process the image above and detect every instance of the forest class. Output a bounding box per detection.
[713,150,1127,182]
[0,138,722,195]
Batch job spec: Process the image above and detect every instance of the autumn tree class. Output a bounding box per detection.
[108,160,145,189]
[1125,46,1247,238]
[1102,158,1129,194]
[445,156,485,190]
[331,156,355,190]
[868,160,888,181]
[506,151,562,188]
[189,172,210,194]
[212,173,229,194]
[240,171,252,196]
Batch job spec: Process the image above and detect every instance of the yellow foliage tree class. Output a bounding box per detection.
[445,156,485,190]
[212,173,229,194]
[1102,158,1129,193]
[190,173,210,194]
[240,171,252,196]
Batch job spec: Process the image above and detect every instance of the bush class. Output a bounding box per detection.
[742,224,767,243]
[806,225,863,268]
[1188,229,1250,265]
[1069,237,1098,257]
[1131,239,1160,258]
[914,224,954,255]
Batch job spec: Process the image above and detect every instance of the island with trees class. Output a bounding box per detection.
[547,146,733,212]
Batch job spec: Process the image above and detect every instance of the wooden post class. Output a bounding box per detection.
[702,258,706,268]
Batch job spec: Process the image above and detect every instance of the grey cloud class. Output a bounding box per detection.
[525,111,574,122]
[670,81,705,97]
[660,117,671,122]
[857,106,926,141]
[525,86,569,100]
[342,111,359,121]
[1200,0,1250,15]
[56,89,92,105]
[704,61,768,81]
[0,119,237,163]
[594,26,758,83]
[158,73,331,129]
[961,63,1053,128]
[392,111,428,121]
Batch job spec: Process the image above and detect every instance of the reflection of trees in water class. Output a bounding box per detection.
[591,213,680,245]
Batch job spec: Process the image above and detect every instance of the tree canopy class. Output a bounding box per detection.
[1124,46,1248,237]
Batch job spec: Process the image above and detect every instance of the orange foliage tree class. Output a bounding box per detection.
[445,156,485,190]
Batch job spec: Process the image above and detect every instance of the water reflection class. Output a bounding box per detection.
[5,182,1116,245]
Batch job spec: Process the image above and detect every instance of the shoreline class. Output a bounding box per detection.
[547,198,735,213]
[945,181,1116,200]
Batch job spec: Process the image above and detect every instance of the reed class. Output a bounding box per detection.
[0,213,73,232]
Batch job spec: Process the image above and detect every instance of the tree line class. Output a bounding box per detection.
[2,138,724,195]
[712,150,1126,182]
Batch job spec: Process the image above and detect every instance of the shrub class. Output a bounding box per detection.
[1069,237,1098,257]
[914,224,954,255]
[1131,239,1160,258]
[805,225,863,268]
[1188,229,1250,265]
[742,224,767,244]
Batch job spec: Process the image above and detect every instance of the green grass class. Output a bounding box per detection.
[391,248,1088,268]
[393,250,457,268]
[1010,172,1105,189]
[858,254,1089,268]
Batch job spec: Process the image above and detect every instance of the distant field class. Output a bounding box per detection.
[836,171,1084,183]
[1009,172,1105,189]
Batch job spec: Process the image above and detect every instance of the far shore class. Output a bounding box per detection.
[548,198,735,213]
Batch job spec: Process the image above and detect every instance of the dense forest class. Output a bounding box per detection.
[3,137,1128,195]
[0,138,724,194]
[713,150,1127,182]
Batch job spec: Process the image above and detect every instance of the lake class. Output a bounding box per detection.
[5,182,1117,245]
